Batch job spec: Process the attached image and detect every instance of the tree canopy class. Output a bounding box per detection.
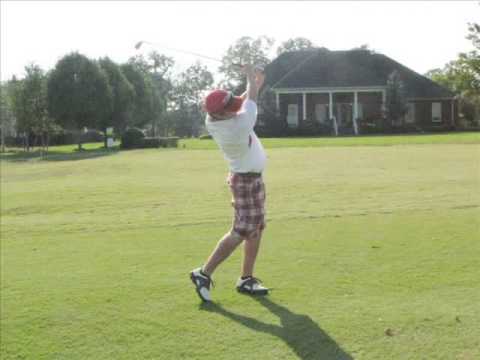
[218,36,274,92]
[47,52,113,137]
[426,20,480,123]
[276,37,316,56]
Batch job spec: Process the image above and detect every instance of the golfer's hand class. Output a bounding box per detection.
[241,64,255,75]
[255,68,265,89]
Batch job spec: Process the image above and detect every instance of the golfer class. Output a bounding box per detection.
[190,64,269,302]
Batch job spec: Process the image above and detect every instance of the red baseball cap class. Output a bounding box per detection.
[204,90,243,114]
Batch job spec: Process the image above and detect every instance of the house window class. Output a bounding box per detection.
[405,103,415,124]
[315,104,328,124]
[287,104,299,127]
[432,102,442,122]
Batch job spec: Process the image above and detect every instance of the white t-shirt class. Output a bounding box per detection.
[205,99,267,173]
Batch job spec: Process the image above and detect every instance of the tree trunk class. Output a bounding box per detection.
[104,128,108,148]
[78,137,84,151]
[77,129,83,151]
[26,132,30,152]
[0,128,5,153]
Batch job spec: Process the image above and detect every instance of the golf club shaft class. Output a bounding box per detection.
[135,40,245,69]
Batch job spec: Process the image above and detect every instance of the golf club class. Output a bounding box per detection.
[134,40,255,70]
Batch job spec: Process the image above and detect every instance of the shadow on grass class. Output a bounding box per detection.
[0,147,120,163]
[200,297,353,360]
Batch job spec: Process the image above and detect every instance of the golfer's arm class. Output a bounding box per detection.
[245,68,258,103]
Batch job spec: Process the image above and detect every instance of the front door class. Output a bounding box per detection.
[335,103,353,133]
[335,103,353,126]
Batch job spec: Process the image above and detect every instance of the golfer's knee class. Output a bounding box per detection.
[227,229,244,244]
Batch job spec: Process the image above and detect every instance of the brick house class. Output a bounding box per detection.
[259,48,458,135]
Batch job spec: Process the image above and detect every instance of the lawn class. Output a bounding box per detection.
[1,133,480,359]
[180,131,480,150]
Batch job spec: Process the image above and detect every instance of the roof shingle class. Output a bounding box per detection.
[264,49,455,99]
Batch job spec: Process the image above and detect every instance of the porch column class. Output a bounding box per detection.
[329,92,333,119]
[329,92,338,136]
[275,92,280,113]
[381,90,387,113]
[353,91,359,135]
[303,93,307,120]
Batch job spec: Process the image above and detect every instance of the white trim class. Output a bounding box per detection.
[333,116,338,136]
[274,86,386,94]
[328,92,333,119]
[382,90,387,114]
[303,93,307,120]
[353,92,359,135]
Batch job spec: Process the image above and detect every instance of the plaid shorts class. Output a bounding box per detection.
[227,172,266,238]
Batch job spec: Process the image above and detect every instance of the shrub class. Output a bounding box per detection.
[159,137,179,148]
[198,134,212,140]
[50,131,76,145]
[121,128,145,149]
[141,137,161,148]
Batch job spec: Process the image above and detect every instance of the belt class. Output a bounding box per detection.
[233,172,262,177]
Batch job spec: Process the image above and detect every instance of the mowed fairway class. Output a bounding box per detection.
[1,134,480,359]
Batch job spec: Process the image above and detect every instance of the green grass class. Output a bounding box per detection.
[0,143,121,162]
[181,132,480,150]
[1,134,480,359]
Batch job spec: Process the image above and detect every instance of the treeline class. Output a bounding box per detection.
[0,36,316,151]
[1,23,479,152]
[425,22,480,127]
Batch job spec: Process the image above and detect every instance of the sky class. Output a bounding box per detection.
[1,0,479,82]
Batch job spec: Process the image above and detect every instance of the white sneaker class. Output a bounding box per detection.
[190,268,213,302]
[236,276,269,295]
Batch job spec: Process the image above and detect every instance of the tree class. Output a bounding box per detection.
[218,36,274,92]
[8,65,54,151]
[466,22,480,50]
[120,61,155,131]
[23,65,56,151]
[148,51,174,77]
[8,77,29,150]
[148,51,174,136]
[122,53,174,135]
[385,70,408,128]
[170,61,214,137]
[425,20,480,126]
[47,52,113,150]
[98,57,135,144]
[0,81,16,152]
[276,37,315,56]
[350,44,376,54]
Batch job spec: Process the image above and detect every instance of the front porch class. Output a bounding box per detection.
[275,87,386,136]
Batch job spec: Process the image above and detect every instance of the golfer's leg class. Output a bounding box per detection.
[202,231,243,276]
[241,230,262,277]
